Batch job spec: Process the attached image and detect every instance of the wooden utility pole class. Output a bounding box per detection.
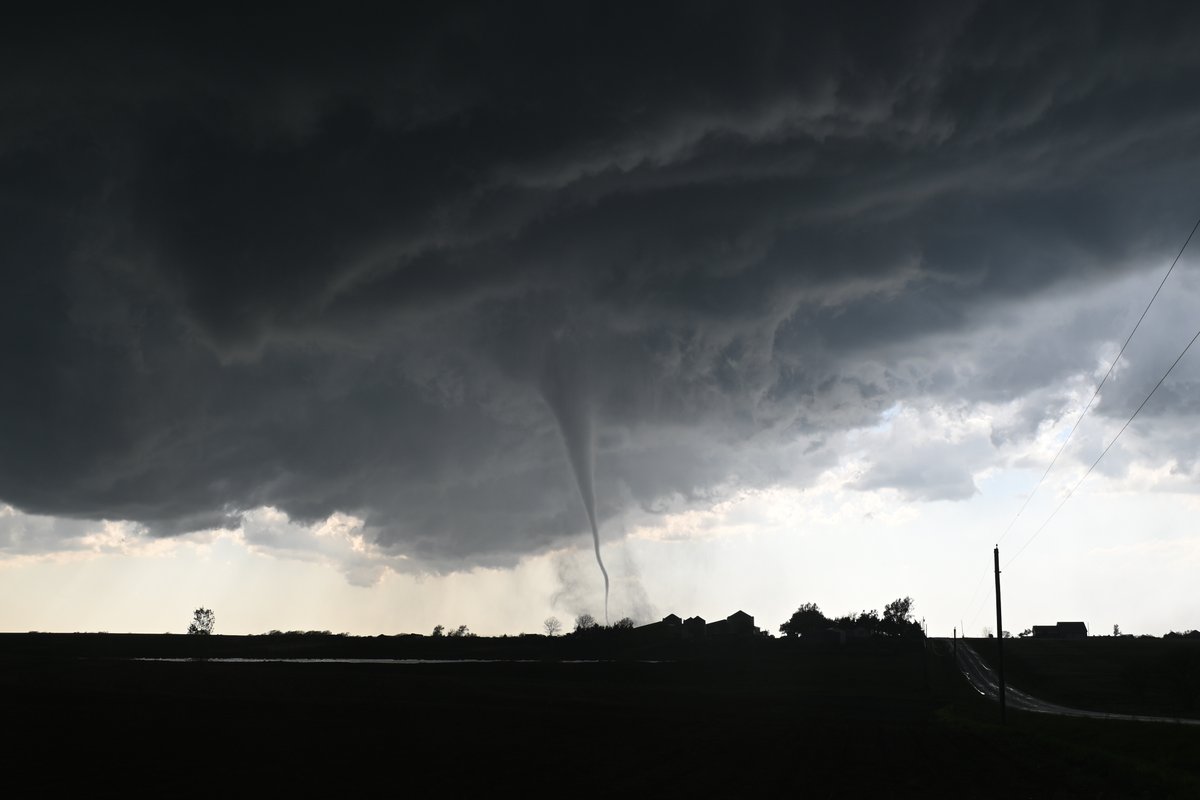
[952,625,958,713]
[994,545,1006,725]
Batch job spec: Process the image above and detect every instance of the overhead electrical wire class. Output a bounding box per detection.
[956,210,1200,632]
[1004,324,1200,569]
[995,213,1200,546]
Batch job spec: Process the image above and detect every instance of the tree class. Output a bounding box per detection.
[1113,624,1121,637]
[882,597,912,625]
[857,609,881,631]
[830,609,880,634]
[187,607,215,635]
[544,616,562,636]
[449,625,472,637]
[1018,628,1032,638]
[613,617,635,630]
[574,613,598,632]
[881,597,923,637]
[780,603,829,638]
[431,625,444,637]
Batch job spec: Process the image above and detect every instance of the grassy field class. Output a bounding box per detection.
[2,635,1198,796]
[967,636,1200,718]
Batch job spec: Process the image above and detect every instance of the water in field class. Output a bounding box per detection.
[131,657,657,664]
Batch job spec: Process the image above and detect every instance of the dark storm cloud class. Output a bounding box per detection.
[4,2,1200,565]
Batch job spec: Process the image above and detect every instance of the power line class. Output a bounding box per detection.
[1005,325,1200,569]
[958,212,1199,630]
[996,212,1200,546]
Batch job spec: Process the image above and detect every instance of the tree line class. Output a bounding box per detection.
[779,597,923,639]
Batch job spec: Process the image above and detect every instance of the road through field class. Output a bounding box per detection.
[944,638,1200,726]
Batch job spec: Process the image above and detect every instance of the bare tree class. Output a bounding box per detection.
[187,607,215,635]
[543,616,562,637]
[574,613,598,632]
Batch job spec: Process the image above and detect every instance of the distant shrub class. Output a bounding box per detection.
[187,608,215,635]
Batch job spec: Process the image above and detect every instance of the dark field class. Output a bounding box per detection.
[3,634,1199,797]
[969,636,1200,718]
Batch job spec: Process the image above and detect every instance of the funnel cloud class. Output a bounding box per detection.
[540,337,609,623]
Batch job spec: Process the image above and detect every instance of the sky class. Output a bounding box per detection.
[3,2,1200,637]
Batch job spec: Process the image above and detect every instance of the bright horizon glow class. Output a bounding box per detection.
[3,439,1197,639]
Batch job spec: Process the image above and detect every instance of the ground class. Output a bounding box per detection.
[2,634,1197,797]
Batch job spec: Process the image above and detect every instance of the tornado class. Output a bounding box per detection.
[541,343,609,625]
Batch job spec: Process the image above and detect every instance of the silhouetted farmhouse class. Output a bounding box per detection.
[706,610,759,637]
[635,613,683,639]
[636,610,762,641]
[1031,621,1088,639]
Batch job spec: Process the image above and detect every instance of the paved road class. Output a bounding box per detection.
[942,638,1200,726]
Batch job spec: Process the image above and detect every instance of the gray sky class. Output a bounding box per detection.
[3,2,1200,635]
